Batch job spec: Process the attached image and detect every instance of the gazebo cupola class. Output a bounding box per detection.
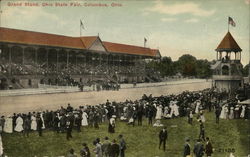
[215,31,242,62]
[212,31,244,93]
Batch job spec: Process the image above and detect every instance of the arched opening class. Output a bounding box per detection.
[37,48,47,64]
[24,47,36,64]
[0,44,10,63]
[11,46,23,63]
[48,78,52,85]
[28,79,32,86]
[40,79,44,84]
[11,78,16,84]
[222,65,229,75]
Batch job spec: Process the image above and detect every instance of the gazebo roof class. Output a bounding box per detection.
[215,31,242,52]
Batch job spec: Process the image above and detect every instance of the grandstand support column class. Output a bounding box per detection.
[143,57,146,75]
[66,50,69,69]
[22,46,25,65]
[34,47,38,75]
[90,52,93,69]
[56,49,59,74]
[113,55,115,70]
[107,54,109,73]
[75,52,78,66]
[46,49,49,71]
[8,45,12,75]
[118,55,121,72]
[99,53,101,65]
[35,47,38,65]
[83,52,86,67]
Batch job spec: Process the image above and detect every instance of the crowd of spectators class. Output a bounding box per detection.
[0,88,249,157]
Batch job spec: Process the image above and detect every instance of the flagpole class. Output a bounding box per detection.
[80,20,82,37]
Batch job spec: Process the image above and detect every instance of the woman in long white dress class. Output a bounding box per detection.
[31,114,37,131]
[220,105,226,119]
[155,105,162,120]
[0,135,3,156]
[195,100,201,114]
[229,107,234,119]
[40,113,45,129]
[225,105,229,119]
[169,102,175,117]
[14,116,24,132]
[81,111,88,126]
[4,116,13,133]
[173,103,179,117]
[240,105,246,118]
[163,106,169,118]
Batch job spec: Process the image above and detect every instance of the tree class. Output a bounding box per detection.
[242,64,249,77]
[176,54,197,76]
[146,54,213,79]
[196,59,212,78]
[158,57,176,76]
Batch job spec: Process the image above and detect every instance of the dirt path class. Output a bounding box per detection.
[0,81,211,115]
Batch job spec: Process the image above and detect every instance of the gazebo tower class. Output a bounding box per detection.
[212,31,243,94]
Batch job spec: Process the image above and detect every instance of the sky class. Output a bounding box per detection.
[1,0,250,65]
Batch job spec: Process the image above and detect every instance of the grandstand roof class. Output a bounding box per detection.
[80,36,98,49]
[0,27,85,49]
[103,41,157,57]
[0,27,160,57]
[215,31,242,52]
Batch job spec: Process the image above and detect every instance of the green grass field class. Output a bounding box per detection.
[2,112,249,157]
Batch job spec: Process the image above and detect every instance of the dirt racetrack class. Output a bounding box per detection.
[0,80,211,115]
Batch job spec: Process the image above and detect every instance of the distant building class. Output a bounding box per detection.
[0,27,161,89]
[211,31,243,94]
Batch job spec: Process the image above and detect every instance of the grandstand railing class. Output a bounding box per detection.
[0,86,80,97]
[38,84,79,89]
[120,78,209,89]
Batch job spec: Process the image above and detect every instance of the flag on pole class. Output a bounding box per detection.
[144,37,147,47]
[80,19,85,29]
[228,17,236,27]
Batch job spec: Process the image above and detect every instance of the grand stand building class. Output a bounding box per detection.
[212,31,243,94]
[0,27,161,89]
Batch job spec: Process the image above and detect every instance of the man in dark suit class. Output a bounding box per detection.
[67,103,73,113]
[23,115,31,137]
[109,139,120,157]
[148,106,154,125]
[215,105,221,124]
[74,113,81,132]
[205,137,213,157]
[199,120,205,141]
[12,113,17,132]
[193,139,204,157]
[37,115,43,137]
[159,126,168,151]
[119,134,126,157]
[66,119,73,140]
[137,105,143,126]
[183,138,191,157]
